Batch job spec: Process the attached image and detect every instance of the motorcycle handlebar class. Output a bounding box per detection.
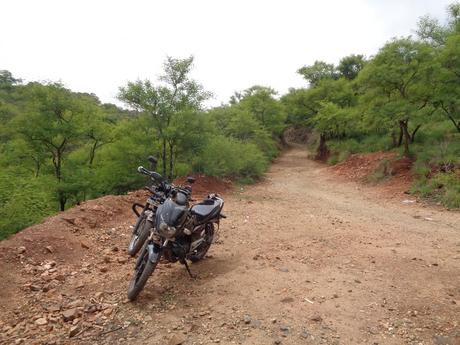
[137,166,164,182]
[138,166,193,199]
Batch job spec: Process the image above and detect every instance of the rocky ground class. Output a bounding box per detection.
[0,148,459,345]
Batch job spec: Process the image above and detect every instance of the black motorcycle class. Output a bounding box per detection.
[127,156,194,257]
[127,173,225,301]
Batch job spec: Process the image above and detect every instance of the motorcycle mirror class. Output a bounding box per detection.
[148,155,157,169]
[187,176,196,184]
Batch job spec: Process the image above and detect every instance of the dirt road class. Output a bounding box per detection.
[1,148,459,345]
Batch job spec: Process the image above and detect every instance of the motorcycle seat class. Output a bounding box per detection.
[191,199,222,221]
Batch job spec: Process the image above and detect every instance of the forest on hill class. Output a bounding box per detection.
[1,3,460,239]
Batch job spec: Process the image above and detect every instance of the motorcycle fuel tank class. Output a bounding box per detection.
[155,198,187,229]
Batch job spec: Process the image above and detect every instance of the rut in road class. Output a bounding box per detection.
[1,147,459,345]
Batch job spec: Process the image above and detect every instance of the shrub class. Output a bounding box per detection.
[195,135,269,180]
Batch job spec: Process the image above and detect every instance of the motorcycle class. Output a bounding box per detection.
[127,156,194,257]
[127,170,225,301]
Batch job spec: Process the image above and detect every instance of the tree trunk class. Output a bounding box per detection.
[448,116,460,133]
[410,125,421,143]
[441,104,460,133]
[162,138,167,177]
[397,124,403,147]
[168,142,174,180]
[316,133,329,161]
[89,141,98,166]
[391,131,397,148]
[58,191,66,211]
[399,120,411,157]
[33,157,41,178]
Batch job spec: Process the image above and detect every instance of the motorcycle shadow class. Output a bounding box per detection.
[132,254,240,305]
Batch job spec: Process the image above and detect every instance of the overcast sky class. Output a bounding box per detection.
[0,0,453,107]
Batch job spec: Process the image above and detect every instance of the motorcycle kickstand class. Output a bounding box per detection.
[181,259,196,279]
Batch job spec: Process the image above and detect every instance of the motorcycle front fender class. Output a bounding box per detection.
[147,243,162,263]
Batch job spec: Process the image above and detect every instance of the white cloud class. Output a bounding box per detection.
[0,0,453,107]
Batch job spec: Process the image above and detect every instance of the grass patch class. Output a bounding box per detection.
[367,158,392,183]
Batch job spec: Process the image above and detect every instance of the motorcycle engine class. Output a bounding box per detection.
[170,237,191,260]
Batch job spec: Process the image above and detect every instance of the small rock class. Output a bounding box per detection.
[311,314,322,322]
[80,242,90,249]
[274,340,282,345]
[433,335,449,345]
[35,318,47,326]
[46,304,61,312]
[300,330,310,339]
[69,325,80,338]
[251,319,262,328]
[281,297,294,303]
[100,267,108,273]
[29,284,41,291]
[168,334,186,345]
[45,246,53,253]
[117,257,128,264]
[62,308,78,322]
[18,246,26,254]
[55,274,65,282]
[243,315,251,324]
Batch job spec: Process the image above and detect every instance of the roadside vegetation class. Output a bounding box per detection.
[0,59,286,239]
[282,3,460,208]
[1,3,459,239]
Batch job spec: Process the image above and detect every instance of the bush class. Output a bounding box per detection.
[195,135,269,180]
[0,172,56,239]
[411,172,460,208]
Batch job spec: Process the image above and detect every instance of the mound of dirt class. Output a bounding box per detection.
[331,152,396,181]
[173,174,232,198]
[0,175,231,344]
[330,152,415,199]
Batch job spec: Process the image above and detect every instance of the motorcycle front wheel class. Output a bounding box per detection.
[127,215,151,257]
[127,247,157,301]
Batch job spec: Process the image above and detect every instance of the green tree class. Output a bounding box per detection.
[310,102,355,159]
[435,32,460,132]
[337,54,366,80]
[11,83,87,210]
[297,60,338,87]
[357,38,437,156]
[237,86,286,137]
[118,56,211,178]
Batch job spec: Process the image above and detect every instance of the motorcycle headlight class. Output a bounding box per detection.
[158,222,177,239]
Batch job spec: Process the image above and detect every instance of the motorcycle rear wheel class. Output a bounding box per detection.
[189,223,214,263]
[127,216,151,257]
